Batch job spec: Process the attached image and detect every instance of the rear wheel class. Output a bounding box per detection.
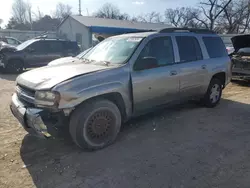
[69,99,121,150]
[5,60,23,73]
[202,78,222,108]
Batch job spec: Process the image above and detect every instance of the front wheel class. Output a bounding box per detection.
[69,99,122,150]
[5,60,24,73]
[202,78,222,108]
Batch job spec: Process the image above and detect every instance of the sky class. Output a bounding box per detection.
[0,0,199,26]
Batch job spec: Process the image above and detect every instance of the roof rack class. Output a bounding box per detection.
[158,28,215,34]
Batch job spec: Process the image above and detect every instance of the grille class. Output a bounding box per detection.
[16,85,35,106]
[232,58,250,69]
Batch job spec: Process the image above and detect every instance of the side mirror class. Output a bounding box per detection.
[134,57,158,71]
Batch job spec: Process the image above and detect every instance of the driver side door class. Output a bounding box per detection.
[131,36,180,113]
[25,41,51,67]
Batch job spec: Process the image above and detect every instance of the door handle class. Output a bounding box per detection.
[170,70,177,76]
[201,65,207,69]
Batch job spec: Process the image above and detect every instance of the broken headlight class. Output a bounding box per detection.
[35,91,60,107]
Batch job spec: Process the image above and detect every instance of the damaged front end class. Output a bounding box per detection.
[231,35,250,80]
[232,54,250,80]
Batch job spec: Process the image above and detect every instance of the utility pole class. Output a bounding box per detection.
[79,0,82,15]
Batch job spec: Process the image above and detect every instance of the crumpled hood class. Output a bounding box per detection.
[48,56,78,66]
[17,61,109,90]
[0,43,17,53]
[231,35,250,51]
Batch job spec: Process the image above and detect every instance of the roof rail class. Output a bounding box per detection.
[158,27,215,34]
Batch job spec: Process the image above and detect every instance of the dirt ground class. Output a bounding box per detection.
[1,74,250,188]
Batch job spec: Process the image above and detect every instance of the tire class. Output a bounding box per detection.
[5,59,24,73]
[203,78,222,108]
[69,99,122,150]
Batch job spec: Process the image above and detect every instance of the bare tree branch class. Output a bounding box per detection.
[54,3,72,21]
[94,3,129,20]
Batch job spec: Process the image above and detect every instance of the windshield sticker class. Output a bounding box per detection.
[126,38,143,42]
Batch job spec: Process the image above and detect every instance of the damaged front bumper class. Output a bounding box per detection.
[232,68,250,80]
[10,93,67,138]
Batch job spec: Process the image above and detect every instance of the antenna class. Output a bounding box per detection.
[79,0,82,15]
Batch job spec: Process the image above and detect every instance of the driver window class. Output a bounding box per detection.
[134,37,174,70]
[29,41,48,53]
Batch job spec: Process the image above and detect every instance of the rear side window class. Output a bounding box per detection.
[203,37,227,58]
[176,36,203,62]
[47,41,63,53]
[64,41,79,51]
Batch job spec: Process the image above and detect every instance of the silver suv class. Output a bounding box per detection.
[10,28,232,150]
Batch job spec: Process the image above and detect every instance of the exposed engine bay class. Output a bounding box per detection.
[231,35,250,80]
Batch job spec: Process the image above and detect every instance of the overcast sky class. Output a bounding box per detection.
[0,0,199,26]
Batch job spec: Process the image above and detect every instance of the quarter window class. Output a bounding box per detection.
[176,36,203,62]
[203,37,227,58]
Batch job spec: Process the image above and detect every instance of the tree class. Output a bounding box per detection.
[32,15,60,31]
[217,0,250,33]
[54,3,72,21]
[6,17,30,30]
[137,11,163,23]
[165,7,200,27]
[34,7,44,20]
[95,3,130,20]
[26,1,32,30]
[0,19,2,29]
[197,0,233,30]
[12,0,29,24]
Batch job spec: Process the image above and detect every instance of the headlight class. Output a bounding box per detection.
[35,91,60,107]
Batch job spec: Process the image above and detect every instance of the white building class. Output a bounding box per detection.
[57,15,171,50]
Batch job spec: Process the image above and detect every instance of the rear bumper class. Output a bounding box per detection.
[10,93,68,138]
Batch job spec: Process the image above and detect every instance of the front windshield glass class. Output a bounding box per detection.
[16,39,34,50]
[84,37,143,64]
[76,48,92,59]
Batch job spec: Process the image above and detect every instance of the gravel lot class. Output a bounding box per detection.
[1,73,250,188]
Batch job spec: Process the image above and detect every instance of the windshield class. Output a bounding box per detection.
[16,39,34,50]
[84,37,143,64]
[76,48,92,59]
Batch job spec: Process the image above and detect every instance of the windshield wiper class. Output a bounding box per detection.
[99,61,111,66]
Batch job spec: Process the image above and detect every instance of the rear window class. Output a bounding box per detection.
[176,36,203,63]
[203,37,227,58]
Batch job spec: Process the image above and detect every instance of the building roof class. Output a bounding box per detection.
[69,15,170,31]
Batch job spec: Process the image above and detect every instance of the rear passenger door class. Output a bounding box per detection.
[175,36,208,98]
[25,41,51,67]
[64,42,80,57]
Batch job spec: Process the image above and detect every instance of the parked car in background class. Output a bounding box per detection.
[10,28,231,150]
[0,36,22,46]
[48,47,92,66]
[0,38,80,73]
[231,35,250,81]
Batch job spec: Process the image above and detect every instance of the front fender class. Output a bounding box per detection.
[58,81,132,117]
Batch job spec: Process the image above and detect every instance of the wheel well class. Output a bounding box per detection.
[80,93,127,122]
[212,72,226,88]
[8,58,24,67]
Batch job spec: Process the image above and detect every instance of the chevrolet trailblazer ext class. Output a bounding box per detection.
[10,28,231,150]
